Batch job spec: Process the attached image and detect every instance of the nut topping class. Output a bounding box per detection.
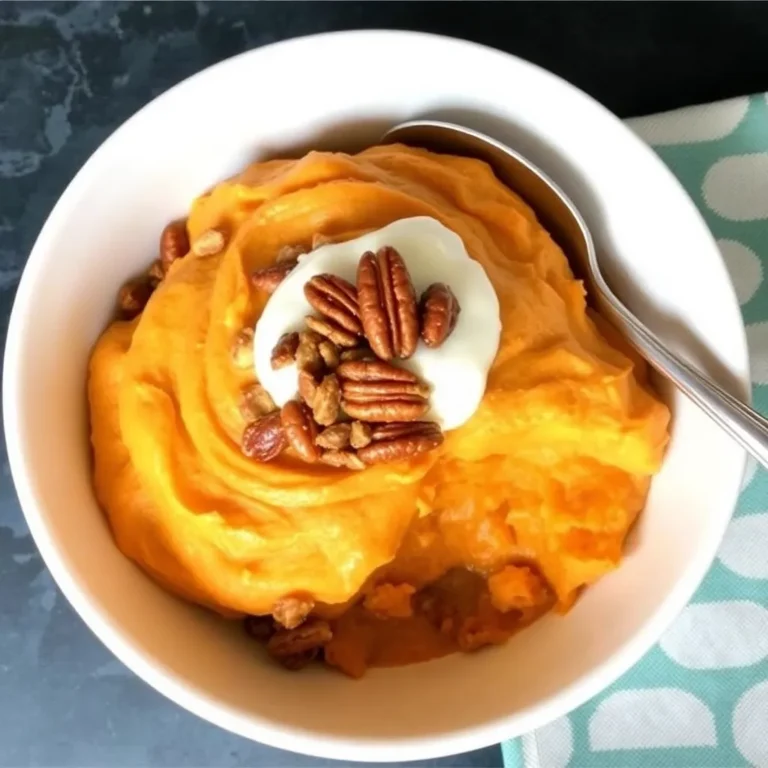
[340,345,375,363]
[318,339,340,370]
[358,421,443,464]
[267,619,332,670]
[231,328,255,370]
[252,262,296,294]
[297,369,319,407]
[280,401,319,463]
[272,594,314,630]
[159,219,190,272]
[420,282,461,348]
[276,244,307,264]
[342,397,428,423]
[118,277,154,320]
[312,373,341,426]
[305,315,359,348]
[295,330,323,375]
[191,228,225,257]
[320,450,366,471]
[338,359,430,423]
[316,423,351,450]
[239,383,276,421]
[304,274,362,335]
[349,420,372,449]
[357,246,419,360]
[242,411,287,461]
[270,332,299,370]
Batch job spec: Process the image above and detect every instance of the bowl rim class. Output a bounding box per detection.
[3,29,750,762]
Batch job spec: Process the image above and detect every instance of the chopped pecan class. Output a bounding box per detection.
[239,383,276,421]
[318,340,340,370]
[276,244,307,264]
[316,423,351,450]
[305,315,359,348]
[159,218,190,272]
[340,345,375,363]
[358,421,443,464]
[244,615,276,642]
[191,228,225,257]
[337,359,429,422]
[270,332,299,370]
[320,450,366,471]
[267,619,332,670]
[349,421,372,449]
[272,593,315,630]
[118,277,154,320]
[312,374,341,426]
[312,233,332,249]
[304,274,362,335]
[357,246,419,360]
[252,262,295,294]
[280,401,320,463]
[420,282,461,348]
[295,330,323,375]
[297,369,319,407]
[231,327,255,370]
[242,411,287,461]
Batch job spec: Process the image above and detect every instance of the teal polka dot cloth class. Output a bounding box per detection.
[502,94,768,768]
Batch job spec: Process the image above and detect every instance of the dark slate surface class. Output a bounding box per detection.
[2,2,768,766]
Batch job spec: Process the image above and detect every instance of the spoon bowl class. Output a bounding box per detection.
[384,119,768,469]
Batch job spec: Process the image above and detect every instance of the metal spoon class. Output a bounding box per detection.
[383,120,768,469]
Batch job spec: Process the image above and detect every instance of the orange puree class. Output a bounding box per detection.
[88,145,669,675]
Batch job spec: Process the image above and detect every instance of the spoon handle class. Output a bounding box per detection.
[619,307,768,470]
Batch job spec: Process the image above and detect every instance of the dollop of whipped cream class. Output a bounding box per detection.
[254,216,501,431]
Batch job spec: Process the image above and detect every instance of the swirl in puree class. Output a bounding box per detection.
[88,145,669,676]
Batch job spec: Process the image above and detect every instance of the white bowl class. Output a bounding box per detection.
[3,31,749,762]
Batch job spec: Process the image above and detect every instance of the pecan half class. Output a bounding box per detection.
[272,594,315,630]
[252,262,295,294]
[304,274,362,335]
[305,315,359,348]
[338,360,429,422]
[267,619,332,670]
[358,421,443,464]
[357,246,419,360]
[231,327,255,370]
[320,450,366,471]
[280,401,319,463]
[159,218,190,272]
[349,421,372,449]
[191,228,225,257]
[239,383,276,421]
[297,369,319,407]
[343,397,428,423]
[118,277,154,320]
[270,332,299,370]
[316,423,351,450]
[242,411,287,461]
[312,373,341,426]
[420,282,461,348]
[295,330,323,375]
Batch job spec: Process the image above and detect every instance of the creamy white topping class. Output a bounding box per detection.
[253,216,501,431]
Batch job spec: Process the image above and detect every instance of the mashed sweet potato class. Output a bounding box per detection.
[88,145,669,675]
